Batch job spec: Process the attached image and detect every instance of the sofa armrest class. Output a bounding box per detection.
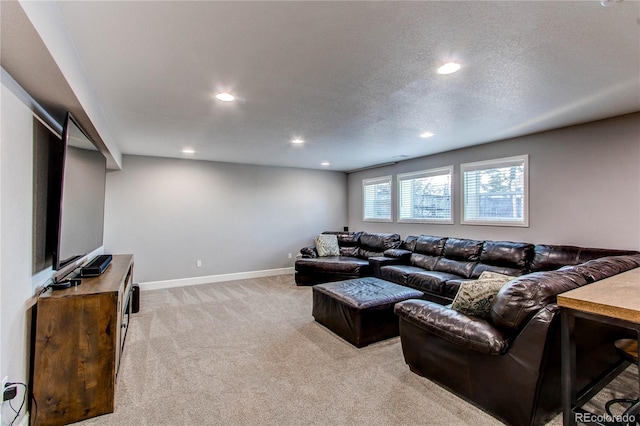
[394,299,509,355]
[300,245,318,258]
[369,256,409,277]
[383,248,412,259]
[506,304,558,373]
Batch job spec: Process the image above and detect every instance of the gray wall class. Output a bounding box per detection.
[104,155,347,282]
[348,113,640,250]
[1,77,37,422]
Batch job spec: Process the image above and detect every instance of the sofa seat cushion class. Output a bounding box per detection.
[442,279,472,299]
[295,256,370,275]
[380,265,426,285]
[406,270,462,295]
[394,299,509,354]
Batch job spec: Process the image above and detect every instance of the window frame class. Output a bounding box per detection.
[397,166,454,224]
[461,155,529,227]
[362,175,393,222]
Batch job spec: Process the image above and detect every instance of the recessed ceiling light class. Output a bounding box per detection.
[321,161,330,167]
[182,148,196,154]
[420,132,435,138]
[215,92,235,102]
[291,138,305,144]
[437,62,461,75]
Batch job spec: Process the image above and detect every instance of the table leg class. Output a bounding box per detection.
[562,309,577,426]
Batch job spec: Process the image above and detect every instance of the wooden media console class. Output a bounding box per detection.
[31,254,134,426]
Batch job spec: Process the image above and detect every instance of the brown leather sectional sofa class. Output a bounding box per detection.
[295,231,402,285]
[395,253,640,426]
[295,231,640,426]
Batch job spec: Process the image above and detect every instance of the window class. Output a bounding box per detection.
[363,176,392,222]
[398,166,453,223]
[461,155,529,227]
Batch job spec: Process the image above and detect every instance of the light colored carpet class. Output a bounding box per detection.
[75,274,638,426]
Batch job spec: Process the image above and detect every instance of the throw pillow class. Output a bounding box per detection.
[451,275,513,317]
[479,271,516,281]
[315,234,339,257]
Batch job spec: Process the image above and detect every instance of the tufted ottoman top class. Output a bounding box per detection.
[313,277,423,309]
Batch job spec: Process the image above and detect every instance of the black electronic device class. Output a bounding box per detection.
[50,281,71,290]
[129,283,140,314]
[80,254,112,277]
[51,274,82,291]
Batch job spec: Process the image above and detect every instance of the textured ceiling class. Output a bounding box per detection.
[7,1,640,171]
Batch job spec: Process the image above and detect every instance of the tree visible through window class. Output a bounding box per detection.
[462,155,528,226]
[363,176,392,221]
[398,167,452,223]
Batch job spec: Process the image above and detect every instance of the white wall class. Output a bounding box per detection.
[104,155,347,283]
[348,113,640,250]
[0,77,36,426]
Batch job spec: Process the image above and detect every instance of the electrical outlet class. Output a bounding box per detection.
[287,253,292,259]
[196,260,202,267]
[3,385,16,402]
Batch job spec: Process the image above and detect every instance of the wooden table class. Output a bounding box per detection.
[558,267,640,426]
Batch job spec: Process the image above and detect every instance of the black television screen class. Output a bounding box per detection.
[55,113,107,270]
[33,117,63,273]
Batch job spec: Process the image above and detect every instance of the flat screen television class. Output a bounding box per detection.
[54,113,107,272]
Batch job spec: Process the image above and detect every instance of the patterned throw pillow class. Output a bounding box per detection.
[479,271,516,281]
[315,234,340,257]
[451,273,514,317]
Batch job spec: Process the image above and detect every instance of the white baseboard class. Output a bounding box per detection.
[139,267,295,291]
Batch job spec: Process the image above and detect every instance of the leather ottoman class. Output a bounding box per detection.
[312,277,424,347]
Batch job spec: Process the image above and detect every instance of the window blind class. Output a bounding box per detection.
[363,176,392,221]
[461,155,528,226]
[398,166,452,223]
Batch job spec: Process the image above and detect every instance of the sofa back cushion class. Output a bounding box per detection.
[434,238,483,278]
[414,235,448,256]
[336,231,362,247]
[358,232,401,259]
[558,254,640,283]
[403,235,418,252]
[530,245,583,271]
[471,241,534,278]
[405,236,448,271]
[530,244,638,272]
[490,270,587,332]
[574,247,639,263]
